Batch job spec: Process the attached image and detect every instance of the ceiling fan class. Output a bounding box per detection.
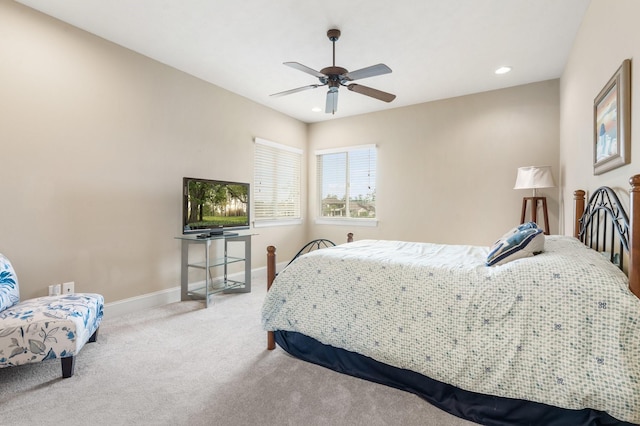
[270,29,396,114]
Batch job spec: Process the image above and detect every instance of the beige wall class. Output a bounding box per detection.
[308,80,560,246]
[2,1,565,308]
[560,0,640,233]
[0,2,308,302]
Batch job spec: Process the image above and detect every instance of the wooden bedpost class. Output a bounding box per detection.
[574,190,585,238]
[629,175,640,298]
[347,233,353,243]
[267,245,276,350]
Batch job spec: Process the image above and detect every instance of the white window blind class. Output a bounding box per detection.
[254,138,302,223]
[316,145,377,219]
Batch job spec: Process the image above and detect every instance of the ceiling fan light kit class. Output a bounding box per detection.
[271,29,396,115]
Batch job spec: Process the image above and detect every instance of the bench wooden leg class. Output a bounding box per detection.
[61,356,75,378]
[89,328,99,343]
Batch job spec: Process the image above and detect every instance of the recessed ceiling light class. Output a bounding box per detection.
[495,66,512,75]
[311,107,322,112]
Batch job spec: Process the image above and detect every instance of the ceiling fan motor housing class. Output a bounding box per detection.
[320,66,348,79]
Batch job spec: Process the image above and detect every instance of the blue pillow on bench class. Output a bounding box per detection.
[0,254,20,313]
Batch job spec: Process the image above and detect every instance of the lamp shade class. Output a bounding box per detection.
[514,166,555,190]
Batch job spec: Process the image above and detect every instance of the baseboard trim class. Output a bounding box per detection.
[104,287,180,318]
[103,264,281,318]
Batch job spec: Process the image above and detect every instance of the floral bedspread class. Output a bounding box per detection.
[262,236,640,424]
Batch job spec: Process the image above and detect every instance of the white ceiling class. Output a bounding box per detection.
[16,0,591,124]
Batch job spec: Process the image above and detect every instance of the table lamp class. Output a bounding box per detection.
[514,166,555,234]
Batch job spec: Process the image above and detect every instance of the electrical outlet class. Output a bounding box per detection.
[62,281,75,294]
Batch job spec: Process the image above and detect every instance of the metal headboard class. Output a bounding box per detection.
[285,239,336,268]
[577,186,630,270]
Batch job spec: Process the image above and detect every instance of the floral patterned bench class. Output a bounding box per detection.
[0,253,103,378]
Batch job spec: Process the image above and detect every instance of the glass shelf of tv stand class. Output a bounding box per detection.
[186,255,245,270]
[187,278,245,300]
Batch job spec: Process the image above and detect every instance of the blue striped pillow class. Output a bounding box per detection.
[486,226,545,266]
[499,221,539,239]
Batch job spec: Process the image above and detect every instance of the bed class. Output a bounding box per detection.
[262,176,640,426]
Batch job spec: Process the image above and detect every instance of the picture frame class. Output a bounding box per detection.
[593,59,631,175]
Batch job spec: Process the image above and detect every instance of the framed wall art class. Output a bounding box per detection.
[593,59,631,175]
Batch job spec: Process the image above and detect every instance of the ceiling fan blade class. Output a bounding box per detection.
[270,84,321,97]
[344,63,392,81]
[325,89,339,114]
[347,84,396,103]
[284,62,326,79]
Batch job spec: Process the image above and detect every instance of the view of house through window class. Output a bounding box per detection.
[316,145,377,219]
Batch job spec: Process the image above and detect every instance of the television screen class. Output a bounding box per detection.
[182,177,250,234]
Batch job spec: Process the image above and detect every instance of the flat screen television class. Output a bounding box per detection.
[182,177,250,234]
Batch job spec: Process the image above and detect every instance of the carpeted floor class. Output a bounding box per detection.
[0,270,476,425]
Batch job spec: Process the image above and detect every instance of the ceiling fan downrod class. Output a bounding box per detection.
[320,29,347,80]
[327,29,341,67]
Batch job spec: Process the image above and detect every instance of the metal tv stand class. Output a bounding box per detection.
[175,233,252,308]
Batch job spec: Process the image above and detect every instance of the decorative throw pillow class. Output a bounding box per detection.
[486,226,545,266]
[498,221,539,240]
[0,253,20,313]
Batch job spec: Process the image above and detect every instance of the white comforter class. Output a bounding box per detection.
[262,236,640,424]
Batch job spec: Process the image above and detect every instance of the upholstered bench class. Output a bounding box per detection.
[0,253,103,378]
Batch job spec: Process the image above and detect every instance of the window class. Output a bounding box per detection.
[254,138,302,227]
[316,145,377,223]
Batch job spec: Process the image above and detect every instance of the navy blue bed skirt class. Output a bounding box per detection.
[274,330,633,426]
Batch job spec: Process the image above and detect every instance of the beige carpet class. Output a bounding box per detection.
[0,270,476,426]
